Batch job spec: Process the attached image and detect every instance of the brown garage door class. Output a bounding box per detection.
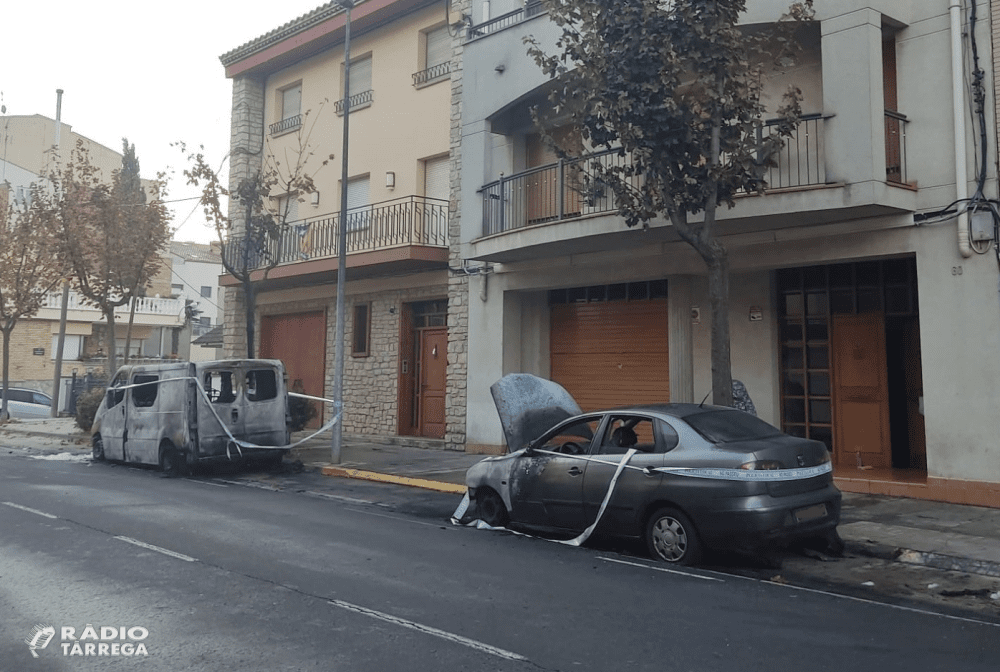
[260,311,326,427]
[550,300,669,412]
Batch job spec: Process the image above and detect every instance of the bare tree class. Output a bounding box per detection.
[0,183,65,421]
[51,140,172,376]
[182,105,329,357]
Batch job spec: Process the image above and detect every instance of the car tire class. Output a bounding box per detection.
[645,507,702,566]
[159,445,184,477]
[92,435,105,461]
[477,488,509,527]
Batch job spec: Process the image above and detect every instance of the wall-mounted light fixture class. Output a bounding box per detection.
[385,171,395,189]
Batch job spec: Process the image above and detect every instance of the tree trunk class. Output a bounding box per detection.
[243,280,256,359]
[105,308,119,377]
[706,251,734,408]
[123,291,138,366]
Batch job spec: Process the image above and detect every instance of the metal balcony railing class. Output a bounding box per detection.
[468,2,546,39]
[269,114,302,136]
[755,113,830,189]
[885,110,909,184]
[413,61,452,86]
[227,195,449,270]
[333,90,374,115]
[480,114,832,237]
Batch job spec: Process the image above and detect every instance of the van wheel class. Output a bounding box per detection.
[92,435,105,461]
[160,446,183,477]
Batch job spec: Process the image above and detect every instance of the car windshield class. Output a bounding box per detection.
[685,410,783,443]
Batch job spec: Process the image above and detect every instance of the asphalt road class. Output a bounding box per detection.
[2,448,999,671]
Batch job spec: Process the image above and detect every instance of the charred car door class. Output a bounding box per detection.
[509,415,604,533]
[125,372,162,464]
[100,372,129,461]
[197,366,244,457]
[582,415,676,536]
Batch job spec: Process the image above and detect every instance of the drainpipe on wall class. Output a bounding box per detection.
[951,0,974,258]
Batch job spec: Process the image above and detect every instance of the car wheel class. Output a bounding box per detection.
[477,488,509,527]
[159,445,183,477]
[645,507,702,565]
[92,435,105,461]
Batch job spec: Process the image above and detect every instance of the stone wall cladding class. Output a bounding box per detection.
[333,284,448,435]
[445,0,471,451]
[258,281,447,436]
[223,75,265,358]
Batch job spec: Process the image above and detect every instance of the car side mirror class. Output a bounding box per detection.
[522,445,535,457]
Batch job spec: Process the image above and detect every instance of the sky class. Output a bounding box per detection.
[1,1,330,244]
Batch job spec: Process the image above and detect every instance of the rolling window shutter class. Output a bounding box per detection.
[424,156,449,201]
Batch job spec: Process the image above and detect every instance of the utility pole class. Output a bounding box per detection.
[331,0,356,464]
[50,89,69,418]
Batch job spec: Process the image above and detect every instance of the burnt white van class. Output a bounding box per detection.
[91,359,291,474]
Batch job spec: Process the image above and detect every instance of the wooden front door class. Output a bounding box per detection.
[417,327,447,439]
[831,313,891,467]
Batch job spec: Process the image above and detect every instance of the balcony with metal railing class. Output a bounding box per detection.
[220,195,450,288]
[468,1,546,40]
[413,61,452,87]
[479,114,833,238]
[334,90,374,115]
[269,114,302,136]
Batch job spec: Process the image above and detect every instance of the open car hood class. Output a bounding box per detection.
[490,374,583,452]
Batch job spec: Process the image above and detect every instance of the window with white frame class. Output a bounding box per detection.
[270,83,302,135]
[51,335,83,361]
[345,176,370,232]
[337,56,373,114]
[281,84,301,121]
[424,155,450,202]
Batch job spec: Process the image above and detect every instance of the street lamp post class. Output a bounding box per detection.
[331,0,355,464]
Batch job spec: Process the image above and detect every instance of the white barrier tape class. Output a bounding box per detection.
[559,448,637,547]
[529,447,832,482]
[102,376,343,458]
[451,449,639,549]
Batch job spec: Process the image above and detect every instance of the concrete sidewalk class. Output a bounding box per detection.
[3,417,1000,580]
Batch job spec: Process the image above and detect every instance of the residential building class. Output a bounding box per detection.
[219,0,469,440]
[0,114,126,181]
[169,241,225,361]
[458,1,1000,505]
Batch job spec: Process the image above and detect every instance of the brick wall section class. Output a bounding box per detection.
[5,320,56,383]
[223,75,265,359]
[445,0,472,451]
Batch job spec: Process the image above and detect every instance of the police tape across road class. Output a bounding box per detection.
[96,376,343,459]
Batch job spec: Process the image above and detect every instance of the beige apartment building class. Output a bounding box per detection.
[220,0,470,444]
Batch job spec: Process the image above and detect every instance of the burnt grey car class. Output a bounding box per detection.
[464,374,841,565]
